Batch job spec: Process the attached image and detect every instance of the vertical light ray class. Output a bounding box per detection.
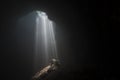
[42,14,49,64]
[34,17,40,69]
[49,21,58,59]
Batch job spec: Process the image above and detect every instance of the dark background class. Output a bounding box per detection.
[0,0,119,80]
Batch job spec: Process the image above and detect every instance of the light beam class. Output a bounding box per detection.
[34,11,58,71]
